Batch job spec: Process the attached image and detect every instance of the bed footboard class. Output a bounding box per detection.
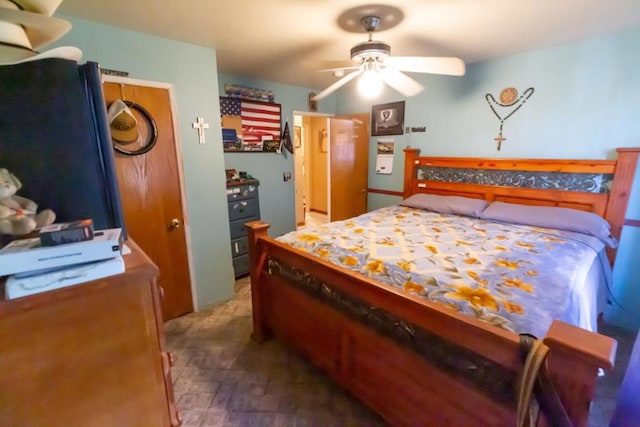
[246,221,616,427]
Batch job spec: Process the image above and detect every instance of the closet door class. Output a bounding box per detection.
[103,80,193,320]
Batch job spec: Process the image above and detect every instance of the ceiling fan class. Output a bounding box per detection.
[312,15,465,101]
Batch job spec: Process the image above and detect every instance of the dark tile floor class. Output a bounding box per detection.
[165,278,635,427]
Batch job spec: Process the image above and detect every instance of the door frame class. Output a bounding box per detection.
[293,111,333,226]
[102,75,198,311]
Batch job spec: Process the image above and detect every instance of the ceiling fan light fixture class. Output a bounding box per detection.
[357,69,383,98]
[350,40,390,63]
[313,12,463,100]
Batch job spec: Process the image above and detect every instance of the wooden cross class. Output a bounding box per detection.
[192,117,209,145]
[494,134,506,151]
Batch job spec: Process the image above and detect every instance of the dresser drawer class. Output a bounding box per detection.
[231,236,249,257]
[232,254,250,277]
[228,197,260,221]
[227,184,259,202]
[229,216,259,239]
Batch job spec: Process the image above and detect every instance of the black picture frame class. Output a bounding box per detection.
[371,101,405,136]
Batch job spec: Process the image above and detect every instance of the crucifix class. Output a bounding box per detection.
[192,117,209,145]
[494,133,506,151]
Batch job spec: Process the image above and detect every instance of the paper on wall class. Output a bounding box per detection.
[375,140,394,174]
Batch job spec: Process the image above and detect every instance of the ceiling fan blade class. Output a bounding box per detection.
[312,68,363,100]
[318,66,361,74]
[378,68,425,97]
[385,56,466,76]
[315,60,357,70]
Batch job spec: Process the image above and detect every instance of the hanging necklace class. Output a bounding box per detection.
[485,87,534,150]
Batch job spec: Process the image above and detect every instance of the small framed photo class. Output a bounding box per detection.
[319,129,328,152]
[371,101,405,136]
[294,126,302,148]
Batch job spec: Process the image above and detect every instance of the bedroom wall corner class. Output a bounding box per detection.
[606,159,640,331]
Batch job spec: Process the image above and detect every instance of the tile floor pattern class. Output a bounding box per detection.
[165,278,635,427]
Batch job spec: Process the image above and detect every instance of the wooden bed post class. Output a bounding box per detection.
[245,220,273,343]
[605,147,640,262]
[544,321,617,426]
[403,148,421,199]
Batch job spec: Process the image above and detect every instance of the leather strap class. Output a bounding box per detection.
[518,334,573,427]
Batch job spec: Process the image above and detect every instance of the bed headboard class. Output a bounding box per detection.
[403,148,640,264]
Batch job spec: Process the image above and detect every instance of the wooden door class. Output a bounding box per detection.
[103,81,193,320]
[329,113,369,221]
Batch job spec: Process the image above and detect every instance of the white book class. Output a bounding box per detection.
[0,228,122,276]
[5,255,125,299]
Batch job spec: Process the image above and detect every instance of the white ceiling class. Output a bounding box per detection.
[58,0,640,91]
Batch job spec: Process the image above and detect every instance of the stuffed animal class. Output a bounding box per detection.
[0,168,55,236]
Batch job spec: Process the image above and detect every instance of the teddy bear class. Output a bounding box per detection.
[0,168,56,236]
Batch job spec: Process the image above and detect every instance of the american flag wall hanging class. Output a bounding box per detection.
[220,97,281,144]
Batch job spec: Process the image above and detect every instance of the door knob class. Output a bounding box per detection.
[170,218,181,229]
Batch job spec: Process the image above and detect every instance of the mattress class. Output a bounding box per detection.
[277,205,611,338]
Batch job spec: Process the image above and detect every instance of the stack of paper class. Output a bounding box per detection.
[0,228,124,299]
[5,256,125,299]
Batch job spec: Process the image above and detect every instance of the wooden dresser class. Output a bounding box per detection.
[0,240,182,426]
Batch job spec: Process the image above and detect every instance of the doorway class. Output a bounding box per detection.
[293,112,370,228]
[102,77,194,321]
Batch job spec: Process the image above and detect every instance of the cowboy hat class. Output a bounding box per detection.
[0,0,70,49]
[0,0,81,64]
[11,0,65,16]
[0,43,82,64]
[108,100,139,143]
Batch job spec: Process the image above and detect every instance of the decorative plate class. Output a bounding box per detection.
[500,87,518,106]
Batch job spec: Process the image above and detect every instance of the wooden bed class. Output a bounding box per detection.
[246,148,639,426]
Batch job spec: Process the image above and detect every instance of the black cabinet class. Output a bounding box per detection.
[227,180,260,278]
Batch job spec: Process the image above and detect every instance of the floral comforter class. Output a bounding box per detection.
[276,205,611,337]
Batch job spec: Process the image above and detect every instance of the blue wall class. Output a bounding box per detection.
[54,16,236,310]
[336,26,640,202]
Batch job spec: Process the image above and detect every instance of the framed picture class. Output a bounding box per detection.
[371,101,405,136]
[294,126,301,148]
[262,140,281,152]
[319,128,328,153]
